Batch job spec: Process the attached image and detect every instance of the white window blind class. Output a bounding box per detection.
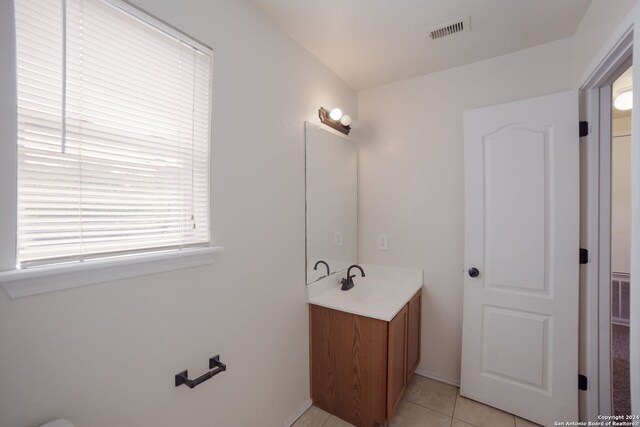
[14,0,212,267]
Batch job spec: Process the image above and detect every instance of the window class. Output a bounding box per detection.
[14,0,213,268]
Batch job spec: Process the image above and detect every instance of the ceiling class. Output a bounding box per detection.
[251,0,593,90]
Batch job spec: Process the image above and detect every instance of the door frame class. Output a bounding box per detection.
[577,8,637,420]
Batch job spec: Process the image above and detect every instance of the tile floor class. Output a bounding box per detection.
[293,375,542,427]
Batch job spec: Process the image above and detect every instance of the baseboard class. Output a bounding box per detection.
[415,369,461,387]
[283,398,313,427]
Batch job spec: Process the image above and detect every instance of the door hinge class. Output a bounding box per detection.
[579,121,589,137]
[578,374,588,390]
[580,248,589,264]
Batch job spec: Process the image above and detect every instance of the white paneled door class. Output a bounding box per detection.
[461,91,579,427]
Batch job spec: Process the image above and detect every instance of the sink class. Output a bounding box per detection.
[307,264,423,321]
[342,279,388,302]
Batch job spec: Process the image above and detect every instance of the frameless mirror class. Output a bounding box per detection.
[305,122,357,285]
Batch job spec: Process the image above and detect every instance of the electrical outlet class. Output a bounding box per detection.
[377,233,388,250]
[334,231,343,247]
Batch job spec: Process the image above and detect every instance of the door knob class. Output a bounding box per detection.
[468,267,480,278]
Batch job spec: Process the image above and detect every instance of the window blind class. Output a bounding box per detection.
[14,0,212,267]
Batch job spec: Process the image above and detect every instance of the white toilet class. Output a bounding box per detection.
[40,420,75,427]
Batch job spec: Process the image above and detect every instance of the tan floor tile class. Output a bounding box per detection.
[323,415,355,427]
[404,375,458,416]
[293,406,331,427]
[453,395,515,427]
[515,416,542,427]
[390,400,452,427]
[452,420,475,427]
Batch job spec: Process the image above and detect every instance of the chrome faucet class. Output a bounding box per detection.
[341,264,366,291]
[313,260,330,277]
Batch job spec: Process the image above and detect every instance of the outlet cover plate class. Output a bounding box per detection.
[377,233,388,250]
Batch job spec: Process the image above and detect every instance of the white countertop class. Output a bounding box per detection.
[307,264,423,321]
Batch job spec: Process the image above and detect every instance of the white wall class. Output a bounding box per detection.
[0,1,356,426]
[612,136,632,274]
[612,117,632,274]
[357,38,575,384]
[573,0,637,84]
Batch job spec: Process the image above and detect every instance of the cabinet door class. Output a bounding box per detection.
[310,304,388,426]
[406,289,422,381]
[387,305,408,419]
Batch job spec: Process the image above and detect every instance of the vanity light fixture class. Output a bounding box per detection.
[319,106,352,135]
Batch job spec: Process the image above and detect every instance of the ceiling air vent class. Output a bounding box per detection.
[428,16,470,40]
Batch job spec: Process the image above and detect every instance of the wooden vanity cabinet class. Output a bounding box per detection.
[309,289,422,427]
[386,304,407,417]
[406,290,422,379]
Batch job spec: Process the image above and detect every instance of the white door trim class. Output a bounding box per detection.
[632,26,640,418]
[578,8,635,91]
[579,85,601,422]
[597,83,613,417]
[578,5,638,420]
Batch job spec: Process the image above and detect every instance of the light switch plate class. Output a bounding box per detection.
[377,233,388,250]
[334,232,343,247]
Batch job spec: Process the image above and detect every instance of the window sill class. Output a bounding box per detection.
[0,246,224,299]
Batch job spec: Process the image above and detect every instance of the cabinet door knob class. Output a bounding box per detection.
[468,267,480,278]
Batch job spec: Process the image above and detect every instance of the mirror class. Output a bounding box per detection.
[305,122,357,284]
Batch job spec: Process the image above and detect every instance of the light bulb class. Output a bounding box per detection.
[614,90,633,111]
[329,108,343,121]
[340,115,352,126]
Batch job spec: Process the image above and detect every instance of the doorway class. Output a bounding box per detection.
[610,65,632,416]
[578,23,639,417]
[577,22,636,420]
[461,91,580,426]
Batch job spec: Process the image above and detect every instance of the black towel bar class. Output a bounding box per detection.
[175,355,226,389]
